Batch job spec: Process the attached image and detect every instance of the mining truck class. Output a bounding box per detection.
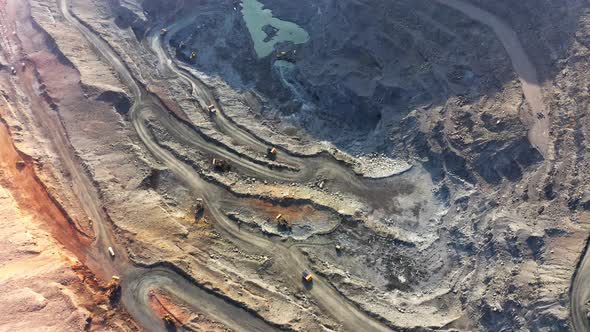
[195,198,205,216]
[207,104,217,114]
[302,271,313,283]
[160,28,168,36]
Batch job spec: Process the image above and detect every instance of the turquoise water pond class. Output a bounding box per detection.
[241,0,310,58]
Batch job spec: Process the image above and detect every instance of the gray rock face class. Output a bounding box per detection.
[99,0,590,330]
[166,1,536,170]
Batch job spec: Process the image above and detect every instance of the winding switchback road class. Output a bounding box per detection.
[58,1,286,331]
[146,20,406,212]
[58,0,394,331]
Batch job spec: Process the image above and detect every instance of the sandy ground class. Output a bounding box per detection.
[1,0,590,330]
[0,182,91,332]
[0,119,137,331]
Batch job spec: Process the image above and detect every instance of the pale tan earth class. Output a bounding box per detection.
[0,180,136,332]
[0,184,90,332]
[2,0,590,331]
[0,113,137,330]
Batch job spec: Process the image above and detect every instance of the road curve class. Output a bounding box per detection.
[571,237,590,331]
[433,0,549,158]
[58,1,393,331]
[147,22,406,212]
[57,1,283,330]
[123,267,280,332]
[431,0,590,329]
[151,17,289,161]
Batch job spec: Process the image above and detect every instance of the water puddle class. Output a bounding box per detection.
[241,0,310,58]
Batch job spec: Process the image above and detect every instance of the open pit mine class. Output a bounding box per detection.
[2,0,590,331]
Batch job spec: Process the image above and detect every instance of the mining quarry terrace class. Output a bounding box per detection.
[1,0,590,331]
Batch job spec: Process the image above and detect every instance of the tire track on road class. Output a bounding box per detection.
[58,1,394,331]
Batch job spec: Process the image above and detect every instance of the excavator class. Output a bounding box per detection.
[276,49,297,63]
[160,28,168,36]
[163,313,176,327]
[266,147,278,160]
[105,276,121,301]
[275,214,292,230]
[149,290,178,328]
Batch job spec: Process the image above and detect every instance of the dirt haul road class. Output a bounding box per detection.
[431,1,590,330]
[123,267,280,332]
[149,18,364,169]
[11,0,273,331]
[433,0,550,158]
[150,18,290,161]
[147,21,408,214]
[8,0,126,278]
[59,0,393,331]
[571,247,590,332]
